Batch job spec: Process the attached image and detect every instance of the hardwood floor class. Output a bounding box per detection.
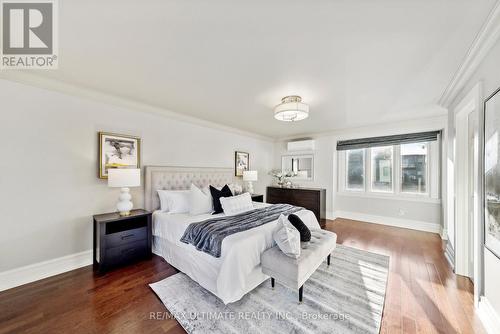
[0,219,486,334]
[331,219,485,334]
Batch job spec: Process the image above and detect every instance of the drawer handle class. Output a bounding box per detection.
[121,248,136,254]
[121,234,135,240]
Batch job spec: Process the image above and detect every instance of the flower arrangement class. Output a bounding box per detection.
[269,169,296,187]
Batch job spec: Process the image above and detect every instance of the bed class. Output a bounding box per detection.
[144,166,320,304]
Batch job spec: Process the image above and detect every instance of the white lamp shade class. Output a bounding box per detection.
[108,168,141,188]
[243,170,258,181]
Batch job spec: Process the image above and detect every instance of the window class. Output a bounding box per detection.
[346,149,364,190]
[400,142,427,194]
[340,140,438,200]
[371,146,393,192]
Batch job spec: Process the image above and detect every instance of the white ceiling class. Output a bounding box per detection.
[22,0,498,138]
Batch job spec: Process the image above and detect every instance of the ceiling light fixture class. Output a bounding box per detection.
[273,95,309,122]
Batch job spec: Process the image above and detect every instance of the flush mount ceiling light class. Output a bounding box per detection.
[273,95,309,122]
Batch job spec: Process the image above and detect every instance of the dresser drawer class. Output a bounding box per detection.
[266,186,326,228]
[93,209,152,273]
[105,227,147,249]
[104,240,149,267]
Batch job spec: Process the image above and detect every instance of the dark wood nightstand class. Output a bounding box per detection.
[93,209,152,273]
[251,194,264,203]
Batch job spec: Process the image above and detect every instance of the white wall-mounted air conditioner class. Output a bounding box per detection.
[287,139,315,151]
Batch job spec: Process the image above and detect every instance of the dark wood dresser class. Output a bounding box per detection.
[266,186,326,228]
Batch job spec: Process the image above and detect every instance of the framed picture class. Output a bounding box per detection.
[235,151,249,177]
[484,86,500,259]
[98,132,141,179]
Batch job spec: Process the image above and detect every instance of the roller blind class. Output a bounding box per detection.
[336,130,441,151]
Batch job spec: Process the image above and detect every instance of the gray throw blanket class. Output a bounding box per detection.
[180,204,302,258]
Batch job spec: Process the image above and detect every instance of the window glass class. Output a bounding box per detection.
[401,142,427,193]
[371,146,393,192]
[346,149,364,190]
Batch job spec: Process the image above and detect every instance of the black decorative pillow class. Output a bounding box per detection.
[209,185,233,214]
[287,214,311,242]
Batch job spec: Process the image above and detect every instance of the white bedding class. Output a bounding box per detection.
[152,202,320,304]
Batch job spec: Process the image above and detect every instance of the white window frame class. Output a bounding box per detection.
[338,140,440,203]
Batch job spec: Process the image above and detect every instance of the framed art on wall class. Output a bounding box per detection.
[98,132,141,179]
[235,151,249,177]
[484,86,500,259]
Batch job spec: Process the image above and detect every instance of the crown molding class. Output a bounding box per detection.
[0,71,275,143]
[439,1,500,108]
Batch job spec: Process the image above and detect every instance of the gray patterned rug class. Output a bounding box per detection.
[150,245,389,334]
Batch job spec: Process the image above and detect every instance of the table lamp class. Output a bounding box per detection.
[108,168,141,216]
[243,170,258,194]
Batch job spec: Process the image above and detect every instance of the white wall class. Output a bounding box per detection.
[0,79,275,272]
[274,136,335,216]
[448,35,500,321]
[274,116,446,230]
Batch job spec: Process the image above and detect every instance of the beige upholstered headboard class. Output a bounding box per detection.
[144,166,235,211]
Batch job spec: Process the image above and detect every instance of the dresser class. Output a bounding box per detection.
[93,209,152,273]
[266,186,326,228]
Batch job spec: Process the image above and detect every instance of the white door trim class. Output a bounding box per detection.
[455,98,473,277]
[468,110,479,281]
[453,82,482,305]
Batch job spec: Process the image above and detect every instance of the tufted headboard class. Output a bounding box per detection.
[144,166,235,211]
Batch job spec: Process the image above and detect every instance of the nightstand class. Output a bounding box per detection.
[251,194,264,203]
[93,209,152,273]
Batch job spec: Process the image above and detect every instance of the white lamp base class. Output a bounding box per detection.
[246,181,254,194]
[117,187,133,216]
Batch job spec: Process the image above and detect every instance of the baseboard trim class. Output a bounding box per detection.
[444,239,455,270]
[0,250,93,292]
[326,211,336,220]
[478,296,500,334]
[334,210,441,234]
[440,227,448,240]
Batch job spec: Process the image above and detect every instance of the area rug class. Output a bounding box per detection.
[150,245,389,334]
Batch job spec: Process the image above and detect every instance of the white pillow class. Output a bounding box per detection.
[201,186,211,196]
[157,190,190,214]
[219,192,254,216]
[189,184,213,215]
[273,214,301,258]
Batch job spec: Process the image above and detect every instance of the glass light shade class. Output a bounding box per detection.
[108,168,141,188]
[243,170,258,181]
[274,96,309,122]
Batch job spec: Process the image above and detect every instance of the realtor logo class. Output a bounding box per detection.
[1,0,58,69]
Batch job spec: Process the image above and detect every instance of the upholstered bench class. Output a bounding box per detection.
[261,229,337,303]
